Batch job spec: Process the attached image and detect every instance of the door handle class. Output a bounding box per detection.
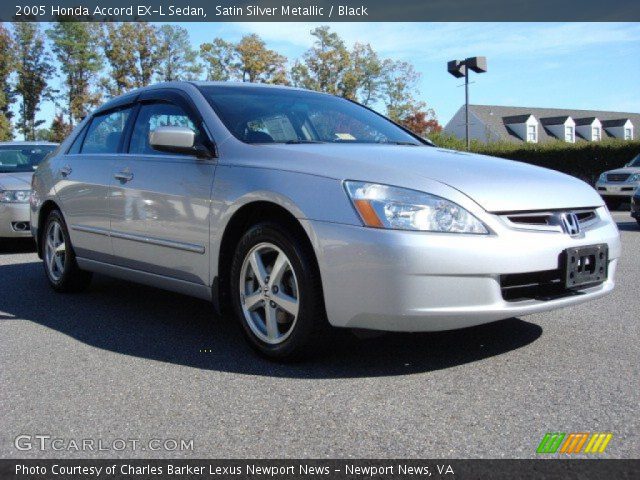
[59,165,72,177]
[114,170,134,183]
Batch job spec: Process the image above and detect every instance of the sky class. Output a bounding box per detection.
[13,22,640,137]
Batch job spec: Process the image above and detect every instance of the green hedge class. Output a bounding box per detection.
[427,132,640,185]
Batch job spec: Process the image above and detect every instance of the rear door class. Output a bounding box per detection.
[55,104,135,262]
[108,89,216,286]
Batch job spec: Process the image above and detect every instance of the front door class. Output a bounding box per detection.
[108,91,216,286]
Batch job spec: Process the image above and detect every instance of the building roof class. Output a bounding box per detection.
[574,117,599,126]
[540,116,572,126]
[601,118,631,128]
[503,114,532,124]
[462,105,640,142]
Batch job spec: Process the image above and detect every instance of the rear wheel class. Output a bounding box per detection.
[42,210,92,292]
[230,222,330,360]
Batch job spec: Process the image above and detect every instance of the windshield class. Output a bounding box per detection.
[198,85,425,146]
[627,154,640,167]
[0,145,57,173]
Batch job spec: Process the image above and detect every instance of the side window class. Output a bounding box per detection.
[81,108,133,154]
[67,124,87,154]
[129,102,200,155]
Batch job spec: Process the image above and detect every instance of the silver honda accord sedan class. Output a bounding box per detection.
[30,82,621,359]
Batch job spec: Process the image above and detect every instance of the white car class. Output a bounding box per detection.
[0,142,58,239]
[595,154,640,209]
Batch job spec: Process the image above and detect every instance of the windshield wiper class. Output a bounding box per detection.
[380,141,421,146]
[284,139,325,144]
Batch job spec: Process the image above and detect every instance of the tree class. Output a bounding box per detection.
[350,43,384,106]
[47,22,103,124]
[101,22,161,95]
[0,23,16,140]
[200,38,235,81]
[293,26,352,96]
[133,23,162,87]
[49,113,73,143]
[156,25,202,82]
[382,60,423,123]
[400,109,442,137]
[13,22,55,140]
[233,34,288,84]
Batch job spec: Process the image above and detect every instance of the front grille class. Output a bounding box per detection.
[607,173,630,182]
[500,209,598,232]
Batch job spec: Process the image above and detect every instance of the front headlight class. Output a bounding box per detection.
[0,190,31,203]
[598,173,607,182]
[629,174,640,182]
[344,181,489,234]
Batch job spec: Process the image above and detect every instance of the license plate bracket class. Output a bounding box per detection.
[564,244,608,289]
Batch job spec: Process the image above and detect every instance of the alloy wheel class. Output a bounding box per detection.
[45,220,66,282]
[239,242,300,345]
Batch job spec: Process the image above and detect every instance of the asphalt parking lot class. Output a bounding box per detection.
[1,211,638,459]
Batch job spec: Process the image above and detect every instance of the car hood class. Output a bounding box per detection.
[245,144,603,212]
[0,172,33,190]
[604,167,640,175]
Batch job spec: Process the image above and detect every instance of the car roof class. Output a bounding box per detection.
[0,141,58,146]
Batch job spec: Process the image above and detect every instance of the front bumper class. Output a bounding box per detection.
[0,203,31,238]
[596,181,639,198]
[304,212,620,332]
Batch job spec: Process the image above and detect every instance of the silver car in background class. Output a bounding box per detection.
[596,154,640,209]
[0,142,58,239]
[30,82,620,359]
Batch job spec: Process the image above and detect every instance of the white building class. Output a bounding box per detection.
[444,105,639,144]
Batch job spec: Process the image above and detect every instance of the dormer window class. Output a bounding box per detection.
[575,117,602,142]
[503,114,538,143]
[592,127,601,141]
[541,116,575,143]
[602,118,633,140]
[565,126,575,142]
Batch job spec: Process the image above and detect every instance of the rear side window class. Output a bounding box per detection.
[81,108,133,154]
[67,125,87,154]
[129,102,199,155]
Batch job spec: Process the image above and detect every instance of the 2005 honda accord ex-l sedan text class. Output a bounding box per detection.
[30,82,621,359]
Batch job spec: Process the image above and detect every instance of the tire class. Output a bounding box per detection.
[230,221,331,360]
[42,209,92,293]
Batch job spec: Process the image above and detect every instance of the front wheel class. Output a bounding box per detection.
[230,222,330,360]
[42,210,92,292]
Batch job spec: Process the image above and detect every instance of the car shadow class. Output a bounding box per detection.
[0,239,36,255]
[1,260,542,379]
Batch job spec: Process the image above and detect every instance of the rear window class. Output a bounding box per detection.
[81,108,133,154]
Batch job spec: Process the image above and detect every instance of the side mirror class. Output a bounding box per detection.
[149,126,211,158]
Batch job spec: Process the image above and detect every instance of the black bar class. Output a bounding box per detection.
[1,459,639,480]
[4,0,640,22]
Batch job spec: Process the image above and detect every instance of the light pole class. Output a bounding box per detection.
[447,56,487,150]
